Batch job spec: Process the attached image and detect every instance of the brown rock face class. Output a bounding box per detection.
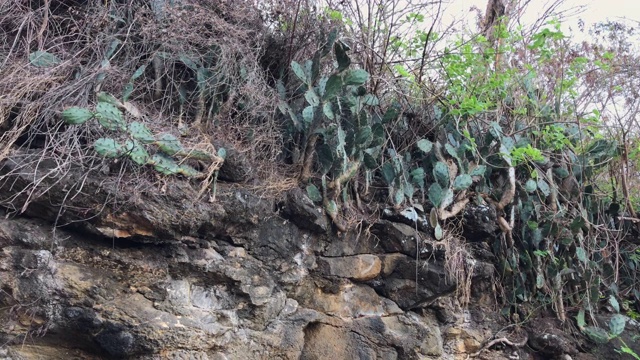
[317,254,382,281]
[2,149,595,360]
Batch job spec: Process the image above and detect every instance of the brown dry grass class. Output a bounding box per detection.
[0,0,286,212]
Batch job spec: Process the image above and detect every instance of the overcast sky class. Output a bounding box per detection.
[444,0,640,36]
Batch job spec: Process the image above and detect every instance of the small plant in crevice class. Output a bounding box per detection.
[61,91,225,179]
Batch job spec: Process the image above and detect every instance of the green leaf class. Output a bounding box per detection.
[609,295,620,313]
[429,208,438,228]
[317,76,328,97]
[322,102,335,120]
[311,52,321,82]
[452,174,473,190]
[363,152,377,169]
[122,83,134,102]
[179,54,200,71]
[156,134,184,155]
[363,94,379,106]
[553,166,570,178]
[403,182,415,199]
[128,122,155,144]
[148,154,180,175]
[576,247,587,263]
[381,162,396,185]
[371,124,385,146]
[177,164,201,177]
[416,139,433,153]
[470,165,486,177]
[306,184,322,203]
[609,314,626,337]
[61,107,94,125]
[304,59,314,84]
[302,106,315,126]
[305,88,320,107]
[179,149,211,161]
[95,102,126,130]
[410,168,425,184]
[394,187,405,206]
[576,309,586,329]
[279,101,301,130]
[433,161,450,187]
[97,92,121,106]
[29,51,61,67]
[317,144,334,175]
[441,188,454,209]
[525,179,537,193]
[94,138,124,158]
[131,65,146,80]
[325,199,339,217]
[382,104,400,123]
[334,40,351,72]
[428,183,444,207]
[355,126,372,147]
[291,61,308,84]
[343,69,369,86]
[217,147,227,160]
[276,79,287,100]
[324,74,343,99]
[434,223,443,240]
[445,143,460,161]
[105,39,121,59]
[124,139,149,165]
[537,179,550,197]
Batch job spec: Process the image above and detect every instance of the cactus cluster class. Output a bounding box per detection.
[61,92,222,178]
[279,31,393,230]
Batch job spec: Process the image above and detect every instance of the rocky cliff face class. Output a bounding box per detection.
[0,151,631,360]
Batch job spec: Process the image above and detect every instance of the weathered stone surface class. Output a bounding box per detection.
[462,204,498,242]
[321,230,384,256]
[297,282,389,318]
[212,141,252,183]
[371,220,438,258]
[1,150,620,360]
[0,150,271,243]
[317,254,382,281]
[528,318,579,357]
[377,253,454,309]
[279,187,328,233]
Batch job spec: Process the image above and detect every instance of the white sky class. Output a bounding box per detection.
[443,0,640,37]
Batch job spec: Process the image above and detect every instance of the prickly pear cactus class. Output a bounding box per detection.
[60,91,222,179]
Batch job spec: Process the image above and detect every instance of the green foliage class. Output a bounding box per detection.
[94,138,124,158]
[618,339,640,360]
[61,107,95,125]
[29,51,61,67]
[279,30,392,227]
[61,89,221,178]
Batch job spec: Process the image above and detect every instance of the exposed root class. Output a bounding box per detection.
[467,334,528,358]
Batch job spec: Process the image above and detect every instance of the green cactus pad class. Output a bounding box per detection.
[148,154,180,175]
[61,107,95,125]
[95,102,126,130]
[452,174,473,191]
[433,161,450,188]
[177,164,202,178]
[124,139,149,165]
[156,134,184,156]
[94,138,124,158]
[128,122,155,144]
[181,149,212,161]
